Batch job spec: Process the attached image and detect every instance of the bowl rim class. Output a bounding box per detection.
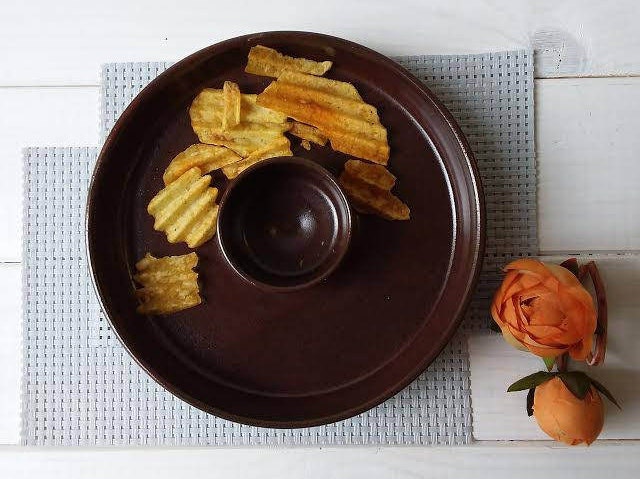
[216,155,354,293]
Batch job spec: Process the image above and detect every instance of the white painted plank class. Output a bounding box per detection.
[0,444,639,479]
[3,78,639,260]
[471,254,640,440]
[0,265,21,445]
[2,0,640,85]
[537,78,640,253]
[0,87,99,262]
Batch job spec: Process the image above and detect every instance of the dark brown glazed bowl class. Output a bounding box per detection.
[217,156,352,292]
[86,31,485,428]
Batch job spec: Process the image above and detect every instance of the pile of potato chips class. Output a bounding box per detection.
[135,44,410,315]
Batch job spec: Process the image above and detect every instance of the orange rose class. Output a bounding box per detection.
[533,377,604,445]
[491,259,597,360]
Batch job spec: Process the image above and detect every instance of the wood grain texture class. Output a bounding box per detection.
[2,2,640,462]
[0,265,21,445]
[0,87,99,261]
[537,78,640,253]
[1,0,639,85]
[470,254,640,440]
[0,444,638,478]
[4,78,640,259]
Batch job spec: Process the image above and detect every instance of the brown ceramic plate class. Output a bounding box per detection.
[87,31,484,427]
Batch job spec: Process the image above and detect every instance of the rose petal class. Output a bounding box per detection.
[511,296,529,330]
[492,270,520,305]
[516,284,552,304]
[546,263,584,287]
[526,323,566,340]
[504,259,549,278]
[557,286,597,337]
[503,274,540,303]
[569,335,593,361]
[507,322,526,343]
[500,327,528,351]
[521,333,567,358]
[528,295,565,327]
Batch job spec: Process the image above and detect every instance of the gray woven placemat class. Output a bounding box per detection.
[22,51,536,446]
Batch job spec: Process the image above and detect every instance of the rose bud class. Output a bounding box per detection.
[533,376,604,445]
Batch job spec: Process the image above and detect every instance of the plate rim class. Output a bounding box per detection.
[86,30,486,428]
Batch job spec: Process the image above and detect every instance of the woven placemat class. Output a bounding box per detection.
[22,51,536,446]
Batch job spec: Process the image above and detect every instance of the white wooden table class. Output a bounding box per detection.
[1,1,639,476]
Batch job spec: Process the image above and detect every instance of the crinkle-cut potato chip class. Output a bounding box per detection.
[163,144,241,185]
[191,89,288,125]
[147,167,220,248]
[257,72,390,164]
[134,252,201,315]
[339,170,410,221]
[222,81,241,130]
[190,88,290,156]
[245,45,332,78]
[196,122,291,157]
[344,159,396,190]
[222,136,292,179]
[289,121,328,146]
[278,71,362,100]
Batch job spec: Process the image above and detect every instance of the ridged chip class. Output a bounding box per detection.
[257,72,390,164]
[222,81,241,130]
[222,136,292,179]
[190,88,290,156]
[277,71,362,100]
[289,121,328,146]
[163,144,241,185]
[147,167,220,248]
[339,166,409,221]
[344,159,396,190]
[134,252,201,315]
[245,45,332,78]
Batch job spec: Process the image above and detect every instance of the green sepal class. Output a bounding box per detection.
[507,371,555,392]
[526,388,535,416]
[542,356,556,371]
[557,371,592,400]
[591,378,621,409]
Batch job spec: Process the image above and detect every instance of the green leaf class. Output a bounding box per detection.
[507,371,555,392]
[558,371,592,400]
[526,388,535,416]
[591,378,622,409]
[543,356,556,371]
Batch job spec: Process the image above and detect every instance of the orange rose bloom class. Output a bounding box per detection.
[533,377,604,445]
[491,259,597,360]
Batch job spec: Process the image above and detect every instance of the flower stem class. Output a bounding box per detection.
[557,352,569,372]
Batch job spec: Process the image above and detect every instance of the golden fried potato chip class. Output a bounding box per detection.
[222,136,292,179]
[245,45,332,78]
[190,88,290,156]
[278,70,362,100]
[339,170,409,221]
[344,159,396,190]
[289,121,328,146]
[134,252,201,315]
[163,144,241,185]
[222,81,241,130]
[257,72,390,164]
[148,167,220,248]
[300,139,311,151]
